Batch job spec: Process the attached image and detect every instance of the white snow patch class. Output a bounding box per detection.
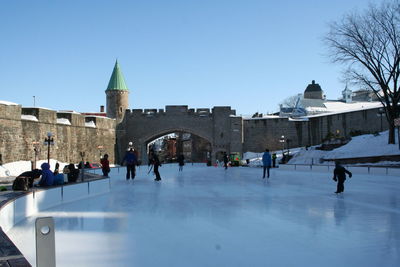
[57,118,71,125]
[0,100,19,106]
[21,115,38,121]
[85,121,96,128]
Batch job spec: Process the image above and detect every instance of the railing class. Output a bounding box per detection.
[278,163,400,176]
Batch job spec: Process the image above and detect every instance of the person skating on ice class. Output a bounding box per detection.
[122,148,138,180]
[223,152,229,170]
[177,154,185,171]
[332,161,352,193]
[262,149,272,178]
[149,150,162,181]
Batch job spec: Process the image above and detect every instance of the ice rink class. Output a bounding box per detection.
[7,164,400,266]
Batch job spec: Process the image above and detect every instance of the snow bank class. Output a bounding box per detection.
[0,159,70,178]
[288,130,400,165]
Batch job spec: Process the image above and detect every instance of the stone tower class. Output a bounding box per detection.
[105,60,129,122]
[304,80,323,99]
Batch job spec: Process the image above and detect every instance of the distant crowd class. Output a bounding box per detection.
[12,154,111,191]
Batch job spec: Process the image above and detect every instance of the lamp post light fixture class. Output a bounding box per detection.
[32,141,41,170]
[97,145,104,159]
[279,135,285,155]
[80,151,86,162]
[377,108,385,132]
[43,132,54,164]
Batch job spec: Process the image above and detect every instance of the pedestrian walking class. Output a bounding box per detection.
[122,148,138,180]
[262,149,272,178]
[332,161,352,194]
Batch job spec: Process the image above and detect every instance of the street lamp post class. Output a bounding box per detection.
[97,145,104,159]
[377,108,385,132]
[279,135,285,155]
[32,141,41,170]
[43,132,54,164]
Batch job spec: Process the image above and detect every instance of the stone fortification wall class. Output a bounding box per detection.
[0,103,116,165]
[243,107,389,153]
[117,105,241,163]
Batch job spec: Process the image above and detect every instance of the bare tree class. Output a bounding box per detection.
[325,0,400,143]
[280,94,303,108]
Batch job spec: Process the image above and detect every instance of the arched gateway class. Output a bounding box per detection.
[116,105,243,164]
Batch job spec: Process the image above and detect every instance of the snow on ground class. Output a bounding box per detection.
[289,130,400,165]
[244,130,399,166]
[0,159,70,180]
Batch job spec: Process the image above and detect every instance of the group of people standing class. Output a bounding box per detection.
[121,148,163,181]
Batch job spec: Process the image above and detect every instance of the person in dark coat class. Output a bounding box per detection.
[272,153,277,168]
[223,152,229,170]
[149,151,162,181]
[39,162,54,187]
[12,169,42,190]
[67,163,79,183]
[122,148,138,180]
[54,162,60,175]
[177,154,185,171]
[262,149,272,178]
[100,154,110,177]
[333,161,352,193]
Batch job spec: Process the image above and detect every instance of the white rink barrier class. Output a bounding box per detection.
[0,175,110,234]
[278,164,400,176]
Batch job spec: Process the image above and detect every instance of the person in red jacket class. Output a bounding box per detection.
[101,154,110,177]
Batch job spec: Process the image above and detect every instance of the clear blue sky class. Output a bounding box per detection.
[0,0,372,116]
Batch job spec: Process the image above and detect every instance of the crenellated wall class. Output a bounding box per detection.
[0,103,116,165]
[0,102,389,165]
[117,105,241,163]
[243,107,389,153]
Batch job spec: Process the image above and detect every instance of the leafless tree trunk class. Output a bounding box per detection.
[325,0,400,144]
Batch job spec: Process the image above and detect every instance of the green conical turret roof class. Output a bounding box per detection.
[106,60,129,91]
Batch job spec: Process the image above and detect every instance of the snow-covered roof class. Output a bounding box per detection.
[323,101,382,113]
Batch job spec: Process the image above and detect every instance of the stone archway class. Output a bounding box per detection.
[139,128,214,164]
[116,105,243,165]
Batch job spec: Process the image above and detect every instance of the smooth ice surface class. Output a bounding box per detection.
[7,165,400,267]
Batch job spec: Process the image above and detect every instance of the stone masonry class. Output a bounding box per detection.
[0,103,116,165]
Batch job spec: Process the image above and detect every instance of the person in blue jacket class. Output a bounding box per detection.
[39,162,54,186]
[122,148,138,180]
[262,149,272,178]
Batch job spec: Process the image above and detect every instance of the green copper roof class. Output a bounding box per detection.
[106,60,129,91]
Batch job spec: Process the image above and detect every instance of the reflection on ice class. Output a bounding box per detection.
[7,164,400,267]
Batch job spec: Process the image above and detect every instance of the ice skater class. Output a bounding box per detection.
[332,161,352,194]
[177,154,185,171]
[122,148,138,180]
[223,152,229,170]
[149,151,162,181]
[262,149,272,178]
